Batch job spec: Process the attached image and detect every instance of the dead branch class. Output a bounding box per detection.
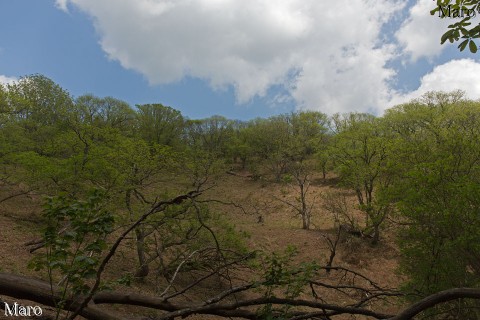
[387,288,480,320]
[0,273,124,320]
[3,272,480,320]
[0,188,36,205]
[226,170,253,178]
[321,226,342,271]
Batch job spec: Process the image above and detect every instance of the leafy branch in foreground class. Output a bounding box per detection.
[27,188,202,319]
[28,190,114,319]
[431,0,480,53]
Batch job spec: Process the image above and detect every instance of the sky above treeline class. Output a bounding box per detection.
[1,0,479,120]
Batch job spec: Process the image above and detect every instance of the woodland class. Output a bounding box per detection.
[1,75,480,319]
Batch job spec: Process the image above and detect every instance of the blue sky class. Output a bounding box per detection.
[1,0,479,120]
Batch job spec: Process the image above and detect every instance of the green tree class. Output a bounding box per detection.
[135,103,184,147]
[288,111,329,162]
[3,75,74,156]
[244,111,327,229]
[83,134,176,278]
[225,120,252,169]
[184,115,234,157]
[281,161,317,230]
[330,113,393,244]
[74,94,135,133]
[384,93,480,311]
[5,74,73,126]
[244,116,291,181]
[0,75,79,198]
[245,111,328,182]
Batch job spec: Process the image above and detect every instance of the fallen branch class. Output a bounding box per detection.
[0,273,124,320]
[387,288,480,320]
[2,272,480,320]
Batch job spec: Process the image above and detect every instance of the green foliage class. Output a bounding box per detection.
[140,201,249,278]
[0,75,74,160]
[431,0,480,53]
[185,115,235,158]
[136,103,184,147]
[29,190,114,312]
[5,74,73,126]
[281,174,293,184]
[262,247,315,297]
[242,111,328,181]
[257,246,318,319]
[180,147,226,187]
[74,94,135,132]
[329,113,393,243]
[384,92,480,316]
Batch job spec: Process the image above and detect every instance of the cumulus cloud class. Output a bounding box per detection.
[59,0,405,114]
[0,75,17,86]
[395,0,452,62]
[388,59,480,107]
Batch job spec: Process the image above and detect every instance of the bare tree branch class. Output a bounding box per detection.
[0,273,124,320]
[387,288,480,320]
[3,272,480,320]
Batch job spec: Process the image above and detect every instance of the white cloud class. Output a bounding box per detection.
[395,0,452,62]
[60,0,405,114]
[388,59,480,107]
[0,75,17,86]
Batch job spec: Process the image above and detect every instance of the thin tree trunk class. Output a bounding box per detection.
[134,227,149,278]
[300,182,310,230]
[372,224,380,245]
[125,189,149,278]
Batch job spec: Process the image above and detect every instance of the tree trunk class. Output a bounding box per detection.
[134,227,149,278]
[125,189,149,278]
[300,182,310,230]
[372,224,380,245]
[135,227,150,278]
[320,160,327,181]
[302,213,310,230]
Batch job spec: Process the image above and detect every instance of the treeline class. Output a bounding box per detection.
[1,75,480,319]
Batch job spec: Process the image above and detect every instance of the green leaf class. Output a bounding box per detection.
[459,39,469,51]
[441,30,454,44]
[460,27,469,36]
[469,40,478,53]
[453,29,460,40]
